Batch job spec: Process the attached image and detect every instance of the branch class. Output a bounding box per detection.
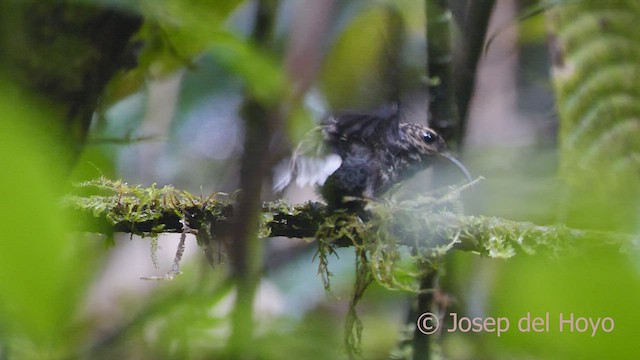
[64,178,639,258]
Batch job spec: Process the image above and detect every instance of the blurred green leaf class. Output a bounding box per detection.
[285,100,315,144]
[210,32,285,105]
[0,82,93,354]
[549,1,640,231]
[488,247,640,359]
[140,0,285,104]
[321,6,389,109]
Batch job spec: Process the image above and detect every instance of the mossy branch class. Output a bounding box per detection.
[64,178,639,258]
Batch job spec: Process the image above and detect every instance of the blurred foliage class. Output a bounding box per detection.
[0,82,99,358]
[488,247,640,359]
[321,5,390,109]
[549,0,640,231]
[82,260,343,360]
[0,0,142,166]
[139,0,285,105]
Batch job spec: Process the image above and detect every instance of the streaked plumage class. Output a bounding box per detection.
[274,106,470,208]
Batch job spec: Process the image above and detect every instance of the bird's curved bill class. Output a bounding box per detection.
[440,152,472,181]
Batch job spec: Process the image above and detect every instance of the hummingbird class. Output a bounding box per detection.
[274,105,471,209]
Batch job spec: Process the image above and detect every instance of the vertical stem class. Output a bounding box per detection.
[227,0,279,358]
[381,6,405,107]
[425,0,458,142]
[412,272,438,360]
[417,2,439,359]
[414,1,458,358]
[450,0,496,143]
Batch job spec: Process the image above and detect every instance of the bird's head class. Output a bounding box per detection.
[400,123,472,181]
[401,123,447,155]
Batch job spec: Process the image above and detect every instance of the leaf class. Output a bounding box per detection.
[549,1,640,231]
[320,5,389,109]
[0,82,95,353]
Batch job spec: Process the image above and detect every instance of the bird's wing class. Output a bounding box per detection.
[324,104,401,146]
[273,104,401,192]
[273,154,342,192]
[272,126,342,192]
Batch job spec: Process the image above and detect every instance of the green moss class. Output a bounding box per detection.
[67,177,635,277]
[65,177,231,240]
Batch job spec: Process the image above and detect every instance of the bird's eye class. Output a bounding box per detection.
[422,131,436,144]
